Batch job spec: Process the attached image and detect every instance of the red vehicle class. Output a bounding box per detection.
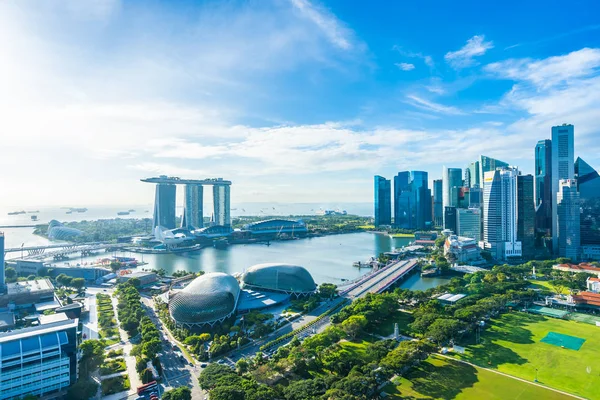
[137,381,158,395]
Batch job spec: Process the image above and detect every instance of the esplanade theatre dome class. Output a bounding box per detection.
[241,263,316,295]
[168,272,240,327]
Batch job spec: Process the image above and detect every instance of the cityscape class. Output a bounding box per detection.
[1,2,600,400]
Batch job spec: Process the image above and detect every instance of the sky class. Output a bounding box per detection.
[1,0,600,207]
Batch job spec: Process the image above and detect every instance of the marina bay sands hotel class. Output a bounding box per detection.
[141,176,232,230]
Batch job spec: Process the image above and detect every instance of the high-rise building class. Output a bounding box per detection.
[517,174,535,258]
[444,206,457,233]
[433,179,443,227]
[153,183,177,230]
[575,157,600,247]
[213,184,231,227]
[467,161,480,188]
[442,167,462,226]
[469,187,483,208]
[483,168,522,260]
[0,318,79,399]
[535,139,553,235]
[393,172,411,227]
[479,156,509,185]
[374,176,392,227]
[410,171,432,229]
[557,179,580,260]
[0,232,4,291]
[182,184,204,229]
[551,124,575,253]
[457,208,481,242]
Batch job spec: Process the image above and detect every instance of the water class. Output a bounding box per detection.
[3,229,448,290]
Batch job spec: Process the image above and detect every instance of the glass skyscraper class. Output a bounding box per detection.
[535,139,552,235]
[457,208,481,242]
[557,179,580,260]
[551,124,575,253]
[213,184,231,227]
[442,167,462,226]
[182,184,204,229]
[393,172,410,228]
[517,174,535,257]
[153,183,177,230]
[374,176,392,227]
[576,157,600,247]
[466,161,480,188]
[433,179,443,227]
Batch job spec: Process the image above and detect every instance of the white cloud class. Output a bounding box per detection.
[395,62,415,71]
[445,35,493,68]
[404,95,466,115]
[392,46,434,68]
[290,0,356,50]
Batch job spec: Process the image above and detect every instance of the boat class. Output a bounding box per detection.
[353,261,373,268]
[66,211,72,214]
[27,210,40,213]
[128,209,136,212]
[117,211,130,216]
[30,215,38,221]
[71,207,88,213]
[7,210,26,215]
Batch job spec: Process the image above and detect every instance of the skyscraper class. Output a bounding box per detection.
[213,184,231,227]
[433,179,443,227]
[557,179,580,260]
[467,161,480,188]
[393,172,410,227]
[483,168,522,260]
[410,171,432,229]
[535,139,552,235]
[0,232,4,291]
[444,206,457,233]
[182,184,204,229]
[551,124,575,253]
[457,208,481,242]
[374,176,392,227]
[575,157,600,247]
[442,167,462,226]
[517,174,535,258]
[479,155,509,184]
[153,183,177,230]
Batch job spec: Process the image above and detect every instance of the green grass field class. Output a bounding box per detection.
[338,339,371,358]
[455,312,600,399]
[528,280,569,294]
[383,355,568,400]
[389,233,415,238]
[368,310,414,337]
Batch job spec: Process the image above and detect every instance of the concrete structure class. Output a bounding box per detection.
[483,168,522,260]
[587,277,600,293]
[557,179,580,260]
[444,235,482,264]
[242,219,307,238]
[551,124,575,253]
[444,206,457,233]
[118,271,158,287]
[433,179,443,227]
[442,167,462,226]
[552,262,600,275]
[456,208,481,242]
[141,176,232,230]
[581,245,600,261]
[535,139,553,235]
[0,312,15,332]
[436,293,467,305]
[0,318,79,399]
[241,263,316,296]
[479,156,509,189]
[517,174,536,258]
[374,175,392,227]
[0,279,55,309]
[49,265,111,282]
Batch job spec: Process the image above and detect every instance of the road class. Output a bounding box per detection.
[82,289,99,340]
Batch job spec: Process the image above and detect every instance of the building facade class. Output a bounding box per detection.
[442,167,462,226]
[551,124,575,253]
[0,233,4,291]
[153,183,177,230]
[0,319,79,400]
[456,208,481,242]
[557,179,580,261]
[483,168,522,259]
[393,172,411,228]
[213,184,231,227]
[410,171,432,230]
[535,139,553,235]
[444,206,457,233]
[433,179,443,228]
[374,176,392,227]
[517,174,536,258]
[467,161,480,188]
[182,184,204,229]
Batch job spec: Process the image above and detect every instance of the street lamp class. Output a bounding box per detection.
[534,368,538,382]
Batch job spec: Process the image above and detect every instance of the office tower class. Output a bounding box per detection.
[444,207,457,233]
[153,183,177,230]
[467,161,480,188]
[374,176,392,226]
[517,174,535,258]
[0,318,79,399]
[479,156,509,185]
[213,184,231,227]
[576,157,600,247]
[535,139,552,235]
[182,184,204,229]
[557,179,580,260]
[551,124,575,253]
[575,157,600,199]
[442,167,462,225]
[433,179,443,227]
[410,171,432,229]
[483,168,522,259]
[394,172,411,227]
[0,232,4,291]
[457,208,481,242]
[469,187,482,208]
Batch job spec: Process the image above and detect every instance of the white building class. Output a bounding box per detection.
[551,124,575,253]
[444,235,483,264]
[557,179,580,261]
[456,208,481,242]
[587,277,600,293]
[482,168,522,259]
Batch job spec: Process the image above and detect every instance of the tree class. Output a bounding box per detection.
[79,340,105,375]
[4,267,16,280]
[142,338,162,358]
[162,386,191,400]
[425,318,465,345]
[56,273,72,287]
[198,364,237,390]
[70,277,85,291]
[236,358,249,374]
[128,277,141,288]
[209,386,245,400]
[318,283,338,298]
[65,379,99,400]
[341,315,367,340]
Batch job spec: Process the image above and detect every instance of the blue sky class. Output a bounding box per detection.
[1,0,599,207]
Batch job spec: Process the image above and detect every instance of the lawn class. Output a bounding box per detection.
[101,375,131,396]
[368,310,414,337]
[454,312,600,399]
[527,280,569,294]
[338,339,371,358]
[389,233,415,238]
[383,354,567,400]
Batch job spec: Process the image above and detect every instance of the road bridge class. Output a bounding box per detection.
[4,242,127,260]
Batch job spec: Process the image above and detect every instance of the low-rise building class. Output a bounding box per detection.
[552,263,600,276]
[569,291,600,309]
[587,277,600,293]
[50,265,112,282]
[118,271,159,287]
[0,279,55,309]
[444,235,484,264]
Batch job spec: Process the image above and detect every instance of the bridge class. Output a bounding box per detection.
[4,242,127,260]
[341,258,420,299]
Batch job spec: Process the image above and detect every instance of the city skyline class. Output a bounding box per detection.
[1,1,600,207]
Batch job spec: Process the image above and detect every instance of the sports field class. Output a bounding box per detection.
[383,355,567,399]
[455,312,600,399]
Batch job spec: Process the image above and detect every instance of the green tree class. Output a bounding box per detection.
[70,277,85,291]
[4,267,16,280]
[162,386,191,400]
[128,277,141,288]
[198,364,237,390]
[425,318,465,345]
[79,340,105,375]
[65,380,99,400]
[318,283,338,298]
[236,358,249,374]
[341,315,367,340]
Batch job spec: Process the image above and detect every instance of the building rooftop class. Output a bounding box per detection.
[6,279,54,295]
[39,313,69,325]
[0,312,15,330]
[34,299,62,312]
[141,176,231,185]
[554,263,600,273]
[437,293,467,303]
[0,318,78,344]
[237,289,290,312]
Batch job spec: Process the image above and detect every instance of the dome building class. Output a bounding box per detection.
[241,263,316,297]
[47,220,84,241]
[168,272,240,328]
